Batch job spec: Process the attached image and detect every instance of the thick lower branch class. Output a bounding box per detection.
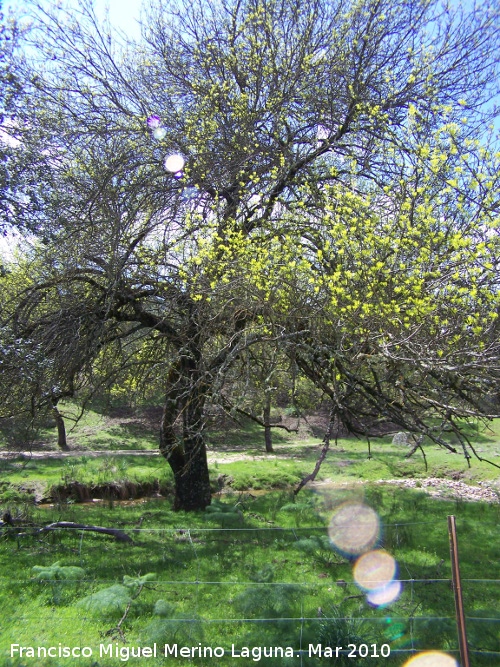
[405,435,428,472]
[221,395,299,433]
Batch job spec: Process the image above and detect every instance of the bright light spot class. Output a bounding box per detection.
[164,154,185,174]
[310,481,365,515]
[367,579,402,607]
[153,127,167,140]
[317,124,330,141]
[403,652,458,667]
[354,550,396,591]
[328,502,380,556]
[0,120,21,148]
[147,115,161,129]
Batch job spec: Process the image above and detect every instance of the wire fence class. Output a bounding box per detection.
[1,517,499,666]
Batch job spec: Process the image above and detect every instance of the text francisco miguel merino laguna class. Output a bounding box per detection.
[10,642,385,661]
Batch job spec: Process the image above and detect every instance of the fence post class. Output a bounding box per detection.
[447,515,470,667]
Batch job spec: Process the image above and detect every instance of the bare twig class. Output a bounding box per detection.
[104,583,145,641]
[294,408,337,495]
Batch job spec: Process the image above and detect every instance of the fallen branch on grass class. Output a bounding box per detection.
[103,583,145,641]
[39,522,133,543]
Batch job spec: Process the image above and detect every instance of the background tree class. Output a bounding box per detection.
[0,255,99,451]
[2,0,500,509]
[218,343,306,453]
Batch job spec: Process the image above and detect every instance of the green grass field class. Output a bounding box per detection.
[1,408,499,666]
[1,403,500,503]
[1,490,499,666]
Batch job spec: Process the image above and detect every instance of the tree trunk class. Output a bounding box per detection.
[263,391,273,453]
[171,449,212,511]
[159,352,211,511]
[52,399,70,451]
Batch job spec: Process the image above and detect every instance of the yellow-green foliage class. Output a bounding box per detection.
[4,0,500,459]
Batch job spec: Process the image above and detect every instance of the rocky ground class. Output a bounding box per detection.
[379,477,500,502]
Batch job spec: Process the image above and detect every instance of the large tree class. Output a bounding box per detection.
[2,0,500,509]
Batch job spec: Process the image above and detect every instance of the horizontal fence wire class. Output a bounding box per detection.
[1,521,448,532]
[3,578,500,585]
[2,520,499,664]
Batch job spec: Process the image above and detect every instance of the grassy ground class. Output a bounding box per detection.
[0,489,499,666]
[1,407,499,504]
[0,407,499,666]
[0,402,160,453]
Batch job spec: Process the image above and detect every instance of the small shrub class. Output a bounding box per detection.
[32,561,85,605]
[78,583,132,615]
[234,583,301,618]
[295,535,345,567]
[146,601,204,645]
[77,573,155,616]
[317,603,379,666]
[279,499,318,526]
[1,489,34,503]
[205,499,243,526]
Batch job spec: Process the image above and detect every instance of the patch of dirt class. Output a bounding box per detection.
[208,453,288,464]
[298,411,331,437]
[335,460,354,468]
[0,450,295,462]
[114,406,162,431]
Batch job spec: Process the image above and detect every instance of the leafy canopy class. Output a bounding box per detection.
[1,0,499,467]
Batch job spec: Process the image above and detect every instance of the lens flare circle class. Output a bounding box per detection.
[153,127,167,140]
[403,652,458,667]
[354,549,396,591]
[147,114,161,129]
[310,481,365,517]
[328,502,380,556]
[164,154,185,173]
[367,579,402,607]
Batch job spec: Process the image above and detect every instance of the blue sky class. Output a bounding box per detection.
[91,0,143,38]
[5,0,144,38]
[1,0,144,257]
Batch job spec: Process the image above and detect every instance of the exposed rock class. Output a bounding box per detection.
[379,477,499,502]
[392,432,410,446]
